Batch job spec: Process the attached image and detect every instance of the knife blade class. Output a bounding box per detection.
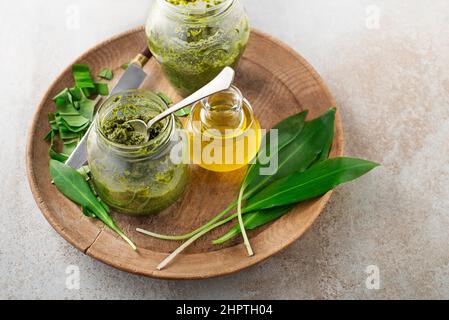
[66,48,152,169]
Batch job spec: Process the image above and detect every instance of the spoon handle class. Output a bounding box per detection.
[148,67,235,128]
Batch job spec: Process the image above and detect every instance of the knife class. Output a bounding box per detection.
[66,47,152,169]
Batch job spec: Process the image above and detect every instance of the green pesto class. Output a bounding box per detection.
[147,0,250,96]
[100,104,163,146]
[166,0,222,7]
[88,91,189,216]
[91,162,188,216]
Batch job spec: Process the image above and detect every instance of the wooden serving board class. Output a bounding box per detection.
[26,27,343,280]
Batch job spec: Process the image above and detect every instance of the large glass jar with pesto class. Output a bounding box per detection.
[146,0,250,96]
[86,90,189,216]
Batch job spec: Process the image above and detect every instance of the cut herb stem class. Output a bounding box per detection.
[116,230,137,251]
[157,212,239,270]
[237,187,253,256]
[137,201,237,241]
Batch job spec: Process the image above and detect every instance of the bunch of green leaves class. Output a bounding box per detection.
[44,65,112,161]
[138,108,379,270]
[50,160,136,250]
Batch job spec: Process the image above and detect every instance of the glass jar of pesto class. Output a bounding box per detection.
[146,0,250,96]
[86,90,189,216]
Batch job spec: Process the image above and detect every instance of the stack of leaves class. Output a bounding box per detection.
[137,108,380,270]
[44,65,112,162]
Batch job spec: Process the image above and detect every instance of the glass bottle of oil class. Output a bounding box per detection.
[185,86,261,172]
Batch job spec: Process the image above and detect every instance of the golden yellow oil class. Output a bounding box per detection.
[185,100,262,172]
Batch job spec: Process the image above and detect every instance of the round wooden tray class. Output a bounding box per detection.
[26,27,343,280]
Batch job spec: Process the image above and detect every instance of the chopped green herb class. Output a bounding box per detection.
[98,68,113,80]
[94,82,109,96]
[45,63,110,162]
[72,64,95,88]
[156,92,173,106]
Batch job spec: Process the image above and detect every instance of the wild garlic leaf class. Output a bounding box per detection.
[318,108,336,162]
[244,157,380,212]
[62,139,79,156]
[49,147,68,162]
[61,114,89,128]
[175,107,192,117]
[72,64,95,88]
[82,207,97,218]
[78,99,96,121]
[243,110,308,191]
[156,92,173,106]
[213,205,295,245]
[69,87,86,101]
[59,127,79,140]
[244,108,336,199]
[53,88,72,107]
[98,68,113,80]
[49,160,136,250]
[56,103,79,116]
[44,129,55,142]
[95,83,109,96]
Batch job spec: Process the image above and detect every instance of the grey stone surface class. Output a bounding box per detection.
[1,0,448,299]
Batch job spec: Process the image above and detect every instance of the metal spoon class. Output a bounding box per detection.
[126,67,236,143]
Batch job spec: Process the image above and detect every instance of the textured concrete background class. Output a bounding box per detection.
[1,0,448,299]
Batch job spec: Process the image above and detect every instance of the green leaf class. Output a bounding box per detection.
[72,64,95,88]
[244,157,380,212]
[44,129,55,142]
[69,87,86,101]
[82,206,97,218]
[98,68,113,80]
[48,113,59,130]
[156,92,173,106]
[53,88,72,107]
[244,109,335,199]
[213,205,295,245]
[243,110,308,191]
[49,160,136,250]
[62,139,79,156]
[318,108,335,162]
[175,107,192,117]
[78,99,96,121]
[56,103,79,116]
[50,160,107,213]
[59,127,79,140]
[82,87,97,98]
[61,115,89,129]
[121,63,129,70]
[94,83,109,96]
[49,147,68,162]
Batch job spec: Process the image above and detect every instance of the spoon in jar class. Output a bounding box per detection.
[126,67,236,143]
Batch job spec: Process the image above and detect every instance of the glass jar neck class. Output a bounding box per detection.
[158,0,235,20]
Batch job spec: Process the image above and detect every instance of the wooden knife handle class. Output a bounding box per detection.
[141,47,152,59]
[130,46,153,68]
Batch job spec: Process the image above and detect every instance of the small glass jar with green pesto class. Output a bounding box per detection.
[146,0,250,96]
[86,90,189,216]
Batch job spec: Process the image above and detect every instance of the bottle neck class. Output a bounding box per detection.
[199,85,245,134]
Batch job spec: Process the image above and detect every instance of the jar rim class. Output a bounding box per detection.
[158,0,235,19]
[95,90,175,156]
